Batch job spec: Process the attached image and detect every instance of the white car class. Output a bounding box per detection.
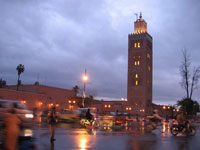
[57,109,80,123]
[0,99,34,122]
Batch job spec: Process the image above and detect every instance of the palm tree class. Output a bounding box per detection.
[0,78,6,88]
[16,64,25,90]
[73,85,80,97]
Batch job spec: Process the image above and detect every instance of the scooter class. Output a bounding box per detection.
[170,121,196,136]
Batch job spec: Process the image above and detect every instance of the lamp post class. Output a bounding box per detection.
[82,69,88,107]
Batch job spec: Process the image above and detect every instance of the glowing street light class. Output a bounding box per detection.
[38,101,43,107]
[82,74,88,82]
[21,100,26,104]
[82,69,88,107]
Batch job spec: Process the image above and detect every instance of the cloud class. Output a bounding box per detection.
[0,0,200,104]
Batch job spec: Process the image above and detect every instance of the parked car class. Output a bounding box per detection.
[98,112,128,128]
[0,99,34,122]
[57,108,97,123]
[57,109,80,123]
[98,115,115,127]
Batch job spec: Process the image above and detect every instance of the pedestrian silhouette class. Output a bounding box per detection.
[49,107,56,142]
[4,108,21,150]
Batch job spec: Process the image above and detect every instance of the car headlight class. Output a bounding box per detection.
[25,114,34,118]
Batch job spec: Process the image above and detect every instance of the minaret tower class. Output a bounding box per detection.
[127,13,153,116]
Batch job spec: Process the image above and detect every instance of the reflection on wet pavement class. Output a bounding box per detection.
[10,121,200,150]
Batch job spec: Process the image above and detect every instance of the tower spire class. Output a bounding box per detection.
[139,12,142,19]
[134,12,147,34]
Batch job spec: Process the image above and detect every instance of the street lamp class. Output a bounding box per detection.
[21,100,26,104]
[82,69,88,107]
[38,101,43,108]
[163,106,166,110]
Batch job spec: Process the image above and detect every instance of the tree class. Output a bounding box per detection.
[72,85,80,97]
[84,95,94,107]
[190,67,200,98]
[75,95,94,108]
[177,98,193,115]
[0,78,6,88]
[16,64,25,90]
[179,49,200,99]
[34,81,39,85]
[177,98,199,118]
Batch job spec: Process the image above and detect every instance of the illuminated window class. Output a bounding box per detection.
[134,61,137,66]
[148,66,151,71]
[134,61,140,66]
[147,53,150,59]
[108,105,111,108]
[138,56,141,59]
[135,74,138,78]
[133,56,136,59]
[105,105,107,108]
[134,43,137,48]
[136,80,138,85]
[138,42,140,48]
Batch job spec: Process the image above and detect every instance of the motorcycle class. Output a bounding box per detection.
[80,118,99,129]
[170,122,196,136]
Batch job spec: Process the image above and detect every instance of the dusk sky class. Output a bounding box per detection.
[0,0,200,105]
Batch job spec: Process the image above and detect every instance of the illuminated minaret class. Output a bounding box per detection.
[127,13,153,116]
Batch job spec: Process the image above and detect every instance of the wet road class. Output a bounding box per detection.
[27,122,200,150]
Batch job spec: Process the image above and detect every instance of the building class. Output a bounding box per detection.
[127,13,153,116]
[0,84,75,110]
[92,100,127,115]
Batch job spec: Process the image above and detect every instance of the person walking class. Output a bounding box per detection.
[147,109,162,129]
[4,108,21,150]
[49,107,56,142]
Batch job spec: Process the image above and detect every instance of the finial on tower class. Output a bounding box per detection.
[139,12,142,19]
